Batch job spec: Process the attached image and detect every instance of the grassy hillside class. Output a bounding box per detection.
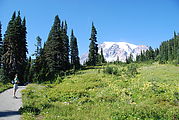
[21,63,179,120]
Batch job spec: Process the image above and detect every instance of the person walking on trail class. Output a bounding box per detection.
[13,74,19,98]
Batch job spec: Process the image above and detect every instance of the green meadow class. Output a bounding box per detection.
[21,63,179,120]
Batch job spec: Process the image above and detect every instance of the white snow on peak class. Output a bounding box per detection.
[101,42,138,51]
[80,41,148,64]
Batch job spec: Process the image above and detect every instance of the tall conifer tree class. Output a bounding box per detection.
[70,29,80,70]
[88,22,98,66]
[3,11,28,83]
[44,15,64,79]
[62,21,70,70]
[34,36,42,57]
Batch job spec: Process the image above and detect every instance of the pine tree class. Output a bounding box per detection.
[44,15,64,79]
[139,51,145,61]
[70,29,80,70]
[3,11,28,83]
[0,22,3,68]
[174,31,178,59]
[88,22,98,66]
[24,56,31,84]
[3,12,16,80]
[34,36,42,57]
[61,21,70,70]
[19,16,28,84]
[154,48,159,60]
[128,53,133,63]
[100,48,105,63]
[33,45,47,83]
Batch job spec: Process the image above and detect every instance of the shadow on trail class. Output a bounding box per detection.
[0,110,20,117]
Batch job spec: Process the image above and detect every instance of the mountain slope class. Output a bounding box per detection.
[80,41,148,64]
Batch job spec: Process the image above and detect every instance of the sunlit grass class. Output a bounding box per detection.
[21,63,179,120]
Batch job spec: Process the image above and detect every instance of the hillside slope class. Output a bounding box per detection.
[21,63,179,120]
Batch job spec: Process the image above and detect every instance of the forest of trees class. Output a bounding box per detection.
[0,11,179,84]
[0,12,82,84]
[135,32,179,64]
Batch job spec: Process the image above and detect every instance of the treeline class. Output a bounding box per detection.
[31,15,81,83]
[134,32,179,64]
[30,16,105,83]
[0,12,81,84]
[0,11,106,84]
[159,32,179,63]
[135,47,159,62]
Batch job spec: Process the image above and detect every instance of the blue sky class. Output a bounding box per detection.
[0,0,179,56]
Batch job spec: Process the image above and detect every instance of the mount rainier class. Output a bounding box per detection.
[80,42,148,64]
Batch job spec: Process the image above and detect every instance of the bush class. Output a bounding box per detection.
[103,66,121,76]
[126,64,138,77]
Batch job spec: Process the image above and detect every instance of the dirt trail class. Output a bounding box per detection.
[0,86,26,120]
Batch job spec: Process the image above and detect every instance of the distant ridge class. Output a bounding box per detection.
[80,41,148,64]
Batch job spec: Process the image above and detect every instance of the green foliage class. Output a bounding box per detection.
[87,22,98,66]
[70,29,80,70]
[43,15,71,81]
[136,46,157,63]
[3,11,28,84]
[158,32,179,63]
[0,82,12,93]
[21,64,179,119]
[98,48,106,64]
[0,69,12,92]
[103,65,121,76]
[126,64,138,77]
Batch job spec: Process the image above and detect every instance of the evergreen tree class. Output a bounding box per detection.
[3,12,27,83]
[168,39,173,61]
[136,55,140,62]
[0,22,3,68]
[3,11,28,83]
[87,22,98,66]
[126,56,129,64]
[174,31,178,59]
[34,36,42,57]
[44,15,64,79]
[116,56,120,63]
[3,12,16,80]
[139,51,145,61]
[154,48,159,61]
[148,46,155,60]
[128,53,133,63]
[61,21,70,70]
[24,56,31,84]
[33,45,47,83]
[100,48,105,63]
[19,16,28,84]
[70,29,80,70]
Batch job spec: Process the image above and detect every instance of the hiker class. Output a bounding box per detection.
[13,74,19,98]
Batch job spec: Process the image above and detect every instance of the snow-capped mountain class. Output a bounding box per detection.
[80,42,148,64]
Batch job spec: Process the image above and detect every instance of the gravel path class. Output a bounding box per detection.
[0,86,26,120]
